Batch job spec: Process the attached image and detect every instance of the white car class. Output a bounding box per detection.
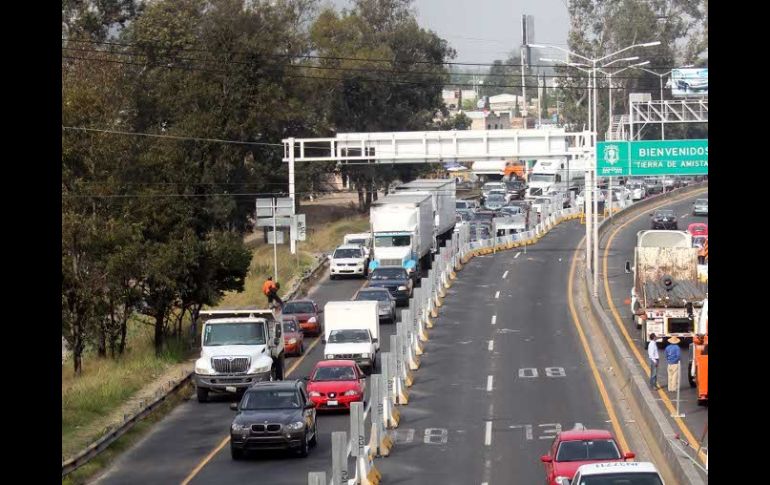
[560,461,665,485]
[329,244,368,279]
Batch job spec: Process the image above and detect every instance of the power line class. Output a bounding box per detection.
[64,37,686,71]
[62,126,283,147]
[61,54,660,91]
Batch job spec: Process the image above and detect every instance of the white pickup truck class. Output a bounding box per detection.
[193,309,285,402]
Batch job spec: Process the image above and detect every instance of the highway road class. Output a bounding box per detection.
[94,273,391,485]
[599,189,709,461]
[376,220,642,484]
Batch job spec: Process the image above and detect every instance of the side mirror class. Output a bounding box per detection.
[540,454,553,463]
[623,451,636,460]
[302,376,310,381]
[229,402,239,411]
[624,261,632,274]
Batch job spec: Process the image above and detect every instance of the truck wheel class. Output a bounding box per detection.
[231,444,245,460]
[196,387,209,403]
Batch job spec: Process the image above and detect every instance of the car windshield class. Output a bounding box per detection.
[577,472,663,485]
[240,389,300,410]
[530,174,556,183]
[328,329,371,343]
[203,323,266,346]
[334,248,363,259]
[282,320,299,333]
[655,210,674,217]
[371,268,408,280]
[456,201,469,209]
[487,195,505,202]
[283,302,315,314]
[695,199,708,205]
[375,235,411,247]
[312,365,357,381]
[356,291,390,302]
[556,439,621,461]
[347,238,367,246]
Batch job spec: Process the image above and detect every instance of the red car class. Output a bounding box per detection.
[282,299,323,336]
[540,428,635,485]
[687,222,708,237]
[306,360,366,411]
[281,316,304,356]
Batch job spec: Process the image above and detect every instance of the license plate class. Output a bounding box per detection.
[327,400,338,406]
[225,386,237,393]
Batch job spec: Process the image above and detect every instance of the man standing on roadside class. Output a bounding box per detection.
[262,276,283,309]
[648,333,659,389]
[665,336,682,392]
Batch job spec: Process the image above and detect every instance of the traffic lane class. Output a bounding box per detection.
[601,192,708,449]
[490,222,620,485]
[376,253,503,484]
[95,272,372,484]
[187,282,400,483]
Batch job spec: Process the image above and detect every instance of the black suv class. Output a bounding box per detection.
[650,209,678,230]
[368,266,413,306]
[229,380,317,459]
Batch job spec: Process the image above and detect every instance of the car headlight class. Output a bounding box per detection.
[308,317,317,324]
[231,423,249,432]
[343,389,360,396]
[309,391,321,397]
[195,364,214,375]
[285,421,305,431]
[398,285,407,291]
[288,338,297,345]
[555,477,570,485]
[360,353,370,359]
[251,362,271,374]
[326,354,335,359]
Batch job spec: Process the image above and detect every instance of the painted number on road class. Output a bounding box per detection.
[424,428,449,445]
[510,423,568,441]
[392,428,415,444]
[538,423,562,440]
[518,367,566,378]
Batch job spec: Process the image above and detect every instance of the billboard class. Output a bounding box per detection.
[671,68,708,97]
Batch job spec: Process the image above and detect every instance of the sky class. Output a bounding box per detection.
[327,0,571,65]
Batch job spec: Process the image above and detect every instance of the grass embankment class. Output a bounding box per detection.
[219,214,369,307]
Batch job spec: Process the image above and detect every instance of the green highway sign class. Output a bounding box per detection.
[596,139,708,176]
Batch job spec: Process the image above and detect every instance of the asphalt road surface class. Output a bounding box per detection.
[599,190,709,458]
[376,220,638,484]
[94,272,391,485]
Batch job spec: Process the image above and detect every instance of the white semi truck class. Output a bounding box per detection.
[525,157,585,198]
[369,192,433,277]
[626,230,707,344]
[193,309,286,402]
[394,178,456,244]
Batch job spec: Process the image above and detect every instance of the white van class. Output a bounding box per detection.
[323,301,380,372]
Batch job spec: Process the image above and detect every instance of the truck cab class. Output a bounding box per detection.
[194,310,285,402]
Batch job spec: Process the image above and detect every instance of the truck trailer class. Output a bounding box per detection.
[394,178,456,244]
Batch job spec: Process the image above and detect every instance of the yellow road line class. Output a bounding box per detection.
[567,238,630,453]
[601,189,708,463]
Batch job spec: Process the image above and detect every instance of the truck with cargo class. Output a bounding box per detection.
[193,309,286,402]
[369,192,434,277]
[322,301,380,372]
[394,178,456,243]
[525,157,586,198]
[625,230,707,345]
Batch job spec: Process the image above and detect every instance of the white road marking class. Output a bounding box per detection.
[491,315,497,325]
[484,421,492,446]
[495,290,500,299]
[515,252,521,259]
[488,340,494,352]
[486,375,494,392]
[502,270,509,279]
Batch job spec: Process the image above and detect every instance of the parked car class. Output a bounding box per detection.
[306,360,367,411]
[650,209,677,230]
[229,380,317,459]
[281,316,305,356]
[367,267,413,306]
[282,299,323,336]
[692,198,708,216]
[567,461,664,485]
[540,428,635,485]
[687,222,708,237]
[329,244,368,279]
[353,287,397,323]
